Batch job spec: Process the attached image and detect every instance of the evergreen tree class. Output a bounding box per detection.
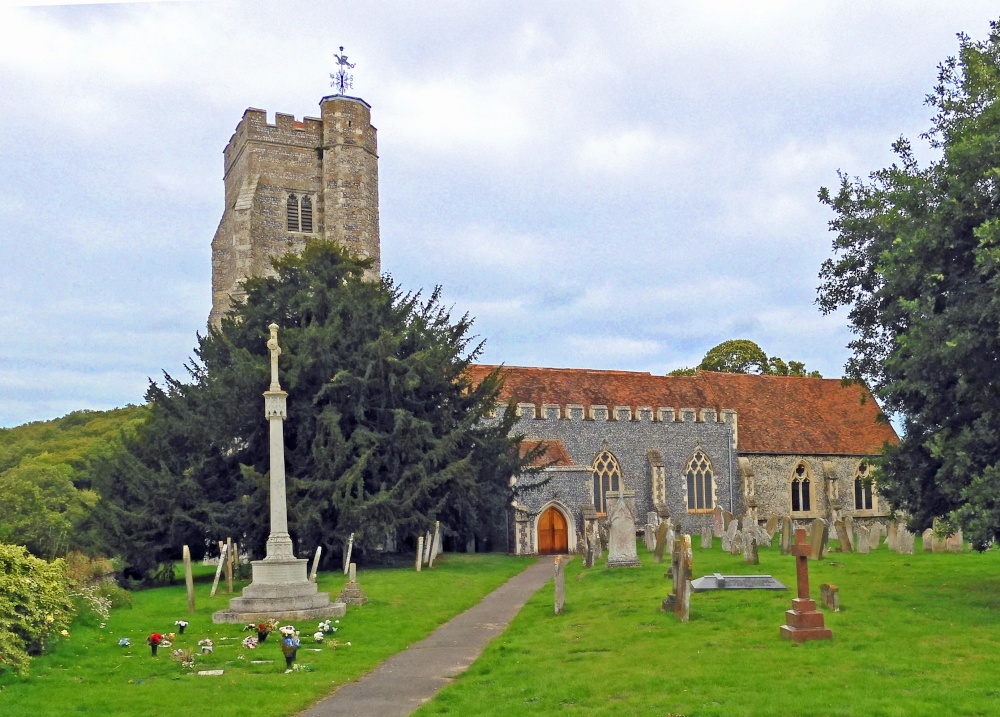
[817,21,1000,546]
[85,242,527,579]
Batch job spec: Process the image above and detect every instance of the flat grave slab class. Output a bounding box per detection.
[690,572,787,592]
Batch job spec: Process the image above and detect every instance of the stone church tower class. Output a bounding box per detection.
[209,94,380,327]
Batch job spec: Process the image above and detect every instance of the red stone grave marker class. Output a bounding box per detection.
[780,528,833,642]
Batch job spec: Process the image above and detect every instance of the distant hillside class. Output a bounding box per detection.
[0,405,149,474]
[0,406,148,557]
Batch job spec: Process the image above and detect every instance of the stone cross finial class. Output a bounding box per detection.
[267,323,282,391]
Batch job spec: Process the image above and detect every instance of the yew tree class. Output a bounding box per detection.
[87,242,526,578]
[818,21,1000,546]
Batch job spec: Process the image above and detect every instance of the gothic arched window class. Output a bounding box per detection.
[592,450,622,515]
[791,462,812,512]
[685,450,714,512]
[854,462,874,511]
[286,194,300,232]
[300,195,313,233]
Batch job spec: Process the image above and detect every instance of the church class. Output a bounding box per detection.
[209,83,898,557]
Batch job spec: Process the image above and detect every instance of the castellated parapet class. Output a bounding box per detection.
[210,95,380,327]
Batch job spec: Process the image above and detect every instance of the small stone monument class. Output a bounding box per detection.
[343,533,354,575]
[820,583,840,612]
[554,557,565,615]
[337,563,369,606]
[213,325,344,623]
[780,516,792,555]
[605,491,642,568]
[780,529,833,642]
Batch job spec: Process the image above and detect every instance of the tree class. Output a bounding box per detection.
[668,339,821,377]
[817,21,1000,546]
[84,242,528,579]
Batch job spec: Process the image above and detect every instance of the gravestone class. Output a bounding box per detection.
[726,519,739,544]
[701,524,713,549]
[429,521,441,567]
[856,526,870,554]
[897,526,915,554]
[835,519,853,553]
[337,562,369,606]
[643,524,657,552]
[416,536,424,572]
[765,513,779,537]
[731,530,744,556]
[844,516,855,543]
[933,530,947,553]
[820,583,840,612]
[721,530,732,553]
[780,529,833,642]
[423,531,433,564]
[869,524,884,551]
[662,536,693,622]
[662,521,675,561]
[886,521,899,551]
[946,530,964,553]
[755,524,773,548]
[309,546,322,583]
[183,545,196,613]
[713,506,724,537]
[554,557,565,615]
[605,491,642,568]
[809,519,828,561]
[780,516,793,555]
[922,528,934,552]
[743,532,759,565]
[723,510,735,532]
[654,521,670,563]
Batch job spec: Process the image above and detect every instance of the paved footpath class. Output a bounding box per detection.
[298,558,554,717]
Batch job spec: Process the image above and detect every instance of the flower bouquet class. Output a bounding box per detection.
[147,633,164,656]
[279,626,300,669]
[174,620,189,634]
[245,619,278,643]
[171,648,195,670]
[242,635,258,650]
[198,638,214,654]
[318,619,338,634]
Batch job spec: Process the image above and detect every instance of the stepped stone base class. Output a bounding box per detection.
[779,598,833,642]
[212,556,346,624]
[338,582,369,606]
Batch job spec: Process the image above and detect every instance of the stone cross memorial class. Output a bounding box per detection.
[779,529,832,642]
[213,324,344,623]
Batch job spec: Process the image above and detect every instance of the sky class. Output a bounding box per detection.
[0,1,997,427]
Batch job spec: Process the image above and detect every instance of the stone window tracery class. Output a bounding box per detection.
[685,450,714,513]
[791,462,812,512]
[854,462,874,511]
[286,193,315,233]
[592,450,622,515]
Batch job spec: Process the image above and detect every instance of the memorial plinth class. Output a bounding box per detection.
[213,324,345,624]
[779,528,832,642]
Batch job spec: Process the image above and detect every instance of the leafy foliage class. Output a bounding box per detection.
[0,544,74,675]
[86,242,528,579]
[817,21,1000,545]
[668,339,822,377]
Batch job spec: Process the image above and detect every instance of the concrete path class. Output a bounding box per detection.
[298,558,554,717]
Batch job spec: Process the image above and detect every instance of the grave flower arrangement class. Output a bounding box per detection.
[279,626,300,669]
[171,648,195,670]
[174,620,188,634]
[147,633,164,656]
[245,619,278,642]
[241,635,258,650]
[313,631,324,643]
[198,638,214,654]
[118,638,131,648]
[317,619,338,634]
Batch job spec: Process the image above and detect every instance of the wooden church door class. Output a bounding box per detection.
[538,506,568,554]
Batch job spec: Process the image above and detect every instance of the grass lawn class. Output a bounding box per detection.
[415,539,1000,717]
[0,553,533,717]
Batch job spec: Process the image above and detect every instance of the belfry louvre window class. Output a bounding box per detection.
[791,463,811,512]
[592,450,622,515]
[854,462,874,510]
[286,193,315,233]
[685,450,714,512]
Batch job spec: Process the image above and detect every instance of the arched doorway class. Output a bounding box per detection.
[537,506,568,554]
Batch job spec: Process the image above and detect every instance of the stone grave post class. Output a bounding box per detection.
[225,536,234,593]
[183,545,196,613]
[554,557,565,615]
[809,519,828,561]
[780,529,832,642]
[309,546,322,583]
[210,543,228,598]
[337,562,369,605]
[780,516,792,555]
[429,522,441,567]
[343,533,354,575]
[416,536,424,572]
[423,531,433,564]
[676,535,693,622]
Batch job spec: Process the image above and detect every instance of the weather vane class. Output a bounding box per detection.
[330,46,356,95]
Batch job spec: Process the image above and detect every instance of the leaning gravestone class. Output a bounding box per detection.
[701,524,713,549]
[809,519,828,561]
[654,521,670,563]
[834,519,853,553]
[765,513,780,537]
[780,516,793,555]
[605,491,642,568]
[554,557,565,615]
[723,510,735,532]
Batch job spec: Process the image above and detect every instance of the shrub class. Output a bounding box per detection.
[0,543,75,675]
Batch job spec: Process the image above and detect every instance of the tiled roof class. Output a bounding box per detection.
[519,439,574,467]
[468,364,898,456]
